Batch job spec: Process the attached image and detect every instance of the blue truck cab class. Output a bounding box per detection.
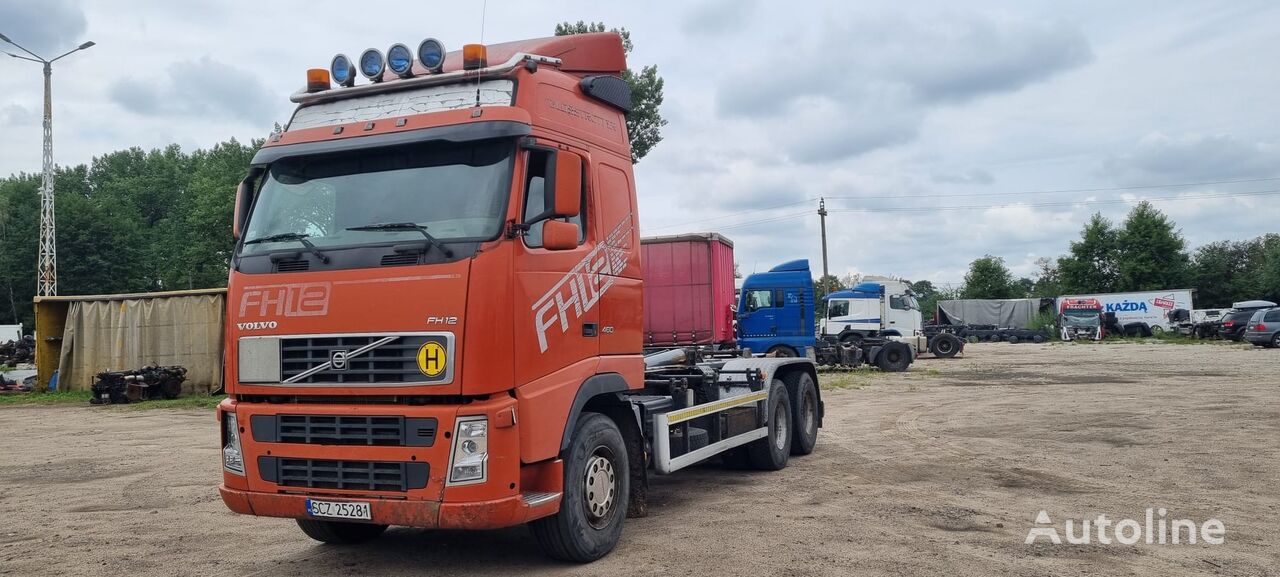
[736,259,816,357]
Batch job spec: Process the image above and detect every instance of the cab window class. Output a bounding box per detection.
[745,290,774,312]
[522,148,586,248]
[828,299,849,318]
[890,295,909,310]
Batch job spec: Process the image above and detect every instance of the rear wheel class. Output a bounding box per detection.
[296,519,388,544]
[747,379,792,470]
[1271,333,1280,348]
[929,333,961,358]
[875,342,912,372]
[530,413,628,563]
[785,371,819,455]
[766,345,797,358]
[1032,334,1046,344]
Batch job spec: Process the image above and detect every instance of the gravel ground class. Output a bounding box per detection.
[1,341,1277,576]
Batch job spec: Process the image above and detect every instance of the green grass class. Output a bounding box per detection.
[0,390,92,405]
[817,367,880,390]
[0,390,225,410]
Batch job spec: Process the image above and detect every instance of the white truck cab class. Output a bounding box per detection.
[821,277,922,342]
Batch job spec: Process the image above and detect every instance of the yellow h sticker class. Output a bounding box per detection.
[417,342,447,377]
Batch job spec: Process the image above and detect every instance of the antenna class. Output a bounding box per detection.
[474,0,488,106]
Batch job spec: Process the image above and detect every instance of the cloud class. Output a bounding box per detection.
[108,56,278,125]
[932,168,995,185]
[0,104,35,126]
[0,0,87,56]
[1101,132,1280,185]
[714,11,1093,163]
[682,0,757,36]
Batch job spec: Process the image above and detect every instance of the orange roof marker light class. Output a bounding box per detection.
[462,44,487,71]
[305,68,330,93]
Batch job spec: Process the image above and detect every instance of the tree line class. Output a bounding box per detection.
[812,201,1279,317]
[934,201,1280,310]
[0,139,260,329]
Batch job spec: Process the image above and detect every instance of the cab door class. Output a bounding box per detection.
[739,288,779,339]
[512,143,599,385]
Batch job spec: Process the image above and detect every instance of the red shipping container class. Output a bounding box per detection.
[640,233,736,347]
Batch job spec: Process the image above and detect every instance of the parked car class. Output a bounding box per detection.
[1218,309,1259,341]
[1244,307,1280,348]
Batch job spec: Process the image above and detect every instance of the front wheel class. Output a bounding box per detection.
[767,345,797,358]
[296,519,387,544]
[530,413,629,563]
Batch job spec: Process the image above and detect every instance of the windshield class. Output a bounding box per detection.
[240,139,514,255]
[1063,309,1100,327]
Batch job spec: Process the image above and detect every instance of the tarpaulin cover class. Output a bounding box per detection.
[937,299,1041,329]
[56,294,225,393]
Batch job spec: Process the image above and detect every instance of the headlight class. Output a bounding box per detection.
[223,412,245,475]
[448,417,487,484]
[359,48,385,81]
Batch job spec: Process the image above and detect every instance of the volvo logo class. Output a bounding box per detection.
[330,350,350,371]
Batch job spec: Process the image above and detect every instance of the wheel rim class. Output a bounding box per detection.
[801,389,816,435]
[773,401,789,452]
[937,340,954,354]
[1273,334,1280,347]
[582,450,617,529]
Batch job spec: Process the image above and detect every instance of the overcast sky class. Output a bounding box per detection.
[2,0,1278,286]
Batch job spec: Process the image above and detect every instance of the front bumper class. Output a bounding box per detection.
[219,485,557,530]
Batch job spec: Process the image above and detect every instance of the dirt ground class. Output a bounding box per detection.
[2,341,1277,576]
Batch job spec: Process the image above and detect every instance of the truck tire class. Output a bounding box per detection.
[875,342,911,372]
[785,371,819,455]
[296,519,388,544]
[766,345,797,358]
[747,379,792,470]
[1032,333,1046,344]
[1006,335,1020,344]
[840,333,863,347]
[929,333,961,358]
[531,413,629,563]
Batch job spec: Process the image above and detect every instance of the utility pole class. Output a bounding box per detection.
[818,197,829,281]
[1,33,96,297]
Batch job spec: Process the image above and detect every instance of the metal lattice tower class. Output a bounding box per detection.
[37,62,57,296]
[1,34,94,296]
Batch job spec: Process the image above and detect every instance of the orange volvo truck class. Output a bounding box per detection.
[218,33,822,562]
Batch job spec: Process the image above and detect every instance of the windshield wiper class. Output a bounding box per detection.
[346,222,454,258]
[243,232,330,264]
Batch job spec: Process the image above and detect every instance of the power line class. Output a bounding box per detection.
[823,176,1280,201]
[644,175,1280,233]
[826,188,1280,213]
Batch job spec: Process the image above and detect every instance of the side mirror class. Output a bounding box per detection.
[541,220,579,251]
[549,150,582,218]
[232,179,250,240]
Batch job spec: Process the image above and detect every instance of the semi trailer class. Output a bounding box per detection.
[640,233,736,349]
[217,33,822,563]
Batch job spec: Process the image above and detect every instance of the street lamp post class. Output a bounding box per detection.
[0,33,95,297]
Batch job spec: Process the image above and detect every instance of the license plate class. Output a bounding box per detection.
[306,499,371,520]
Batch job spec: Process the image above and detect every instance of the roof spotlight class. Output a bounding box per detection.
[417,38,446,73]
[330,54,356,87]
[387,43,414,78]
[359,48,385,81]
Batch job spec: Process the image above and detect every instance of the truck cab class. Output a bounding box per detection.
[1059,298,1104,341]
[821,278,922,344]
[736,259,815,357]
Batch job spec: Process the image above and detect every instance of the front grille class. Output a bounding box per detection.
[280,335,439,384]
[250,414,437,446]
[274,259,310,272]
[258,456,429,492]
[380,253,420,266]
